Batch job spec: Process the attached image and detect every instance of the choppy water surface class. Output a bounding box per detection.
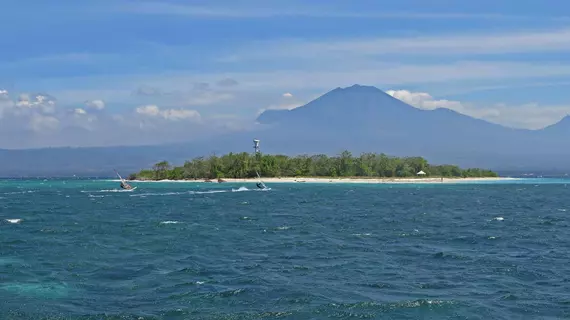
[1,179,570,319]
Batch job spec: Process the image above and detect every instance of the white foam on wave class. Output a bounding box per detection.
[493,217,504,221]
[352,233,372,236]
[3,190,36,195]
[130,187,267,198]
[160,221,181,224]
[130,191,184,197]
[81,189,134,193]
[193,190,227,194]
[5,219,21,224]
[130,190,228,197]
[276,226,290,230]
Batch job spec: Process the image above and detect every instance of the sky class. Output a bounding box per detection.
[2,0,570,148]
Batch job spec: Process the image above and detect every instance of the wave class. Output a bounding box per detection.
[2,190,36,195]
[130,190,226,197]
[129,186,269,197]
[81,189,135,193]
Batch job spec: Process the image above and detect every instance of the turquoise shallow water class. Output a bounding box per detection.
[1,178,570,319]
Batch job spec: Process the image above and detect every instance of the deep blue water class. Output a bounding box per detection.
[1,178,570,319]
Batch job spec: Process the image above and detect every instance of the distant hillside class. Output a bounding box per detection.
[1,84,570,176]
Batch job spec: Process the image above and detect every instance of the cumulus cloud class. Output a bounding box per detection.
[29,114,60,132]
[136,105,201,121]
[0,91,99,136]
[84,99,105,110]
[74,108,87,115]
[15,93,57,114]
[387,89,570,129]
[0,90,13,119]
[0,88,246,148]
[282,92,293,98]
[386,89,463,111]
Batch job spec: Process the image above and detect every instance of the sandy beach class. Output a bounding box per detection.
[122,177,518,184]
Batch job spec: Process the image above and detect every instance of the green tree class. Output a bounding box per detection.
[153,161,171,180]
[132,151,498,180]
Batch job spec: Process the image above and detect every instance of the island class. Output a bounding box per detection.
[128,151,506,184]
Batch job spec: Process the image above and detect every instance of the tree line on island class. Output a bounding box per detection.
[129,151,498,180]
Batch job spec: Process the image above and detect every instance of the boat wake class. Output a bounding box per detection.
[81,189,136,193]
[129,186,270,197]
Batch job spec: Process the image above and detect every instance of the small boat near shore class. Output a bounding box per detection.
[114,169,137,190]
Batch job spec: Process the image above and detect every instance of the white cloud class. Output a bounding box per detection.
[0,89,244,148]
[136,105,160,116]
[282,92,293,98]
[29,114,59,132]
[84,99,105,110]
[13,93,57,115]
[136,105,201,121]
[232,28,570,61]
[387,89,570,129]
[161,109,201,121]
[386,90,463,111]
[74,108,87,115]
[119,2,542,20]
[0,91,13,119]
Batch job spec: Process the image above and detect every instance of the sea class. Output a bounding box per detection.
[1,178,570,319]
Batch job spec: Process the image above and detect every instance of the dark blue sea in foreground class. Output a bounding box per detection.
[2,178,570,319]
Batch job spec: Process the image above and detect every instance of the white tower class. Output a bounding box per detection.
[253,139,260,154]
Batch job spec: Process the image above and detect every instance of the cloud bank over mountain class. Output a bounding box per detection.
[3,0,570,155]
[1,81,569,149]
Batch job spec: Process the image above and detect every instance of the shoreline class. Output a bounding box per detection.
[118,177,520,184]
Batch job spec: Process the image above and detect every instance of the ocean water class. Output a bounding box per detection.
[1,178,570,319]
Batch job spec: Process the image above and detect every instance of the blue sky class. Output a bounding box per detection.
[2,0,570,148]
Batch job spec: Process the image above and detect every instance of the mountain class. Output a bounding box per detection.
[252,85,543,167]
[1,84,570,176]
